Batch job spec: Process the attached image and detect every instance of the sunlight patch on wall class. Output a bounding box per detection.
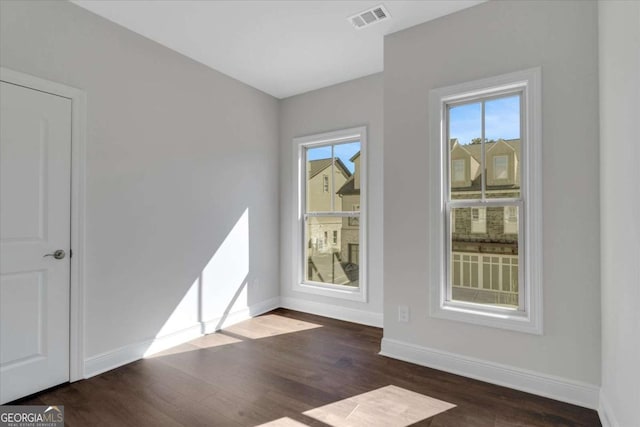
[156,276,200,339]
[201,208,250,327]
[143,209,251,357]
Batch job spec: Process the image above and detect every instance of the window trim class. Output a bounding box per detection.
[428,68,543,334]
[292,126,367,302]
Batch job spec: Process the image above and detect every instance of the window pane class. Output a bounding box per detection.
[305,216,359,287]
[485,95,521,199]
[450,206,519,308]
[334,141,361,219]
[333,141,360,175]
[306,145,333,212]
[449,102,482,200]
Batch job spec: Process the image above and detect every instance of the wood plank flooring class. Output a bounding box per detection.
[13,309,601,426]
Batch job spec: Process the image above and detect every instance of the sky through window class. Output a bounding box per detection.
[449,95,520,145]
[307,141,360,173]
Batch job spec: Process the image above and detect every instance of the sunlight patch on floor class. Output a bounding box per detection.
[146,333,243,358]
[190,331,243,348]
[303,385,456,427]
[146,314,320,359]
[256,417,309,427]
[223,314,322,340]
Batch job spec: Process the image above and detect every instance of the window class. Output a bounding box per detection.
[493,155,508,180]
[293,126,367,301]
[349,204,360,226]
[429,68,542,334]
[470,207,486,233]
[348,244,359,264]
[452,159,465,182]
[504,206,518,234]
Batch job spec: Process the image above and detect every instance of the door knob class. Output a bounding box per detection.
[43,249,66,260]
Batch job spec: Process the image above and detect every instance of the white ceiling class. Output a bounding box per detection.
[72,1,483,99]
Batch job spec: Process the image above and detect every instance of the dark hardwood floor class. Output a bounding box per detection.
[14,309,600,426]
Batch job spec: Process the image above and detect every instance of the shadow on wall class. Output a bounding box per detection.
[143,208,258,357]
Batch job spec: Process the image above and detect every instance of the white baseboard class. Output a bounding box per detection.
[598,390,619,427]
[84,297,281,378]
[380,337,599,410]
[279,296,383,327]
[84,338,156,379]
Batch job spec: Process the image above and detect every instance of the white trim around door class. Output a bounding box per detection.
[0,67,87,382]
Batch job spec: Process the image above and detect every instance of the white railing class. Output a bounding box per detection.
[451,252,518,296]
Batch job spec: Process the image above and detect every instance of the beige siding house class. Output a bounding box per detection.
[306,158,350,255]
[337,152,361,283]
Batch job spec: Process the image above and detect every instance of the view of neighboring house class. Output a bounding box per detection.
[337,151,361,285]
[305,157,351,284]
[450,138,521,307]
[308,141,519,298]
[306,157,351,253]
[306,153,362,286]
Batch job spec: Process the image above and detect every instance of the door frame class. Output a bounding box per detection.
[1,67,87,382]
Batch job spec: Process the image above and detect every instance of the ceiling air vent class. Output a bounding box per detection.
[348,4,391,30]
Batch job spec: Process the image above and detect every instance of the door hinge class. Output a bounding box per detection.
[69,249,73,258]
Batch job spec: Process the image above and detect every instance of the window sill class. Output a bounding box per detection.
[294,281,367,302]
[430,300,542,335]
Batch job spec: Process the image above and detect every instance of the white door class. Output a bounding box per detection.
[0,81,72,404]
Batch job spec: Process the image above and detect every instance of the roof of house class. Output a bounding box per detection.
[337,150,362,195]
[461,139,520,159]
[308,157,352,180]
[336,176,359,196]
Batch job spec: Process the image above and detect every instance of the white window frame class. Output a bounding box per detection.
[292,126,367,302]
[428,68,542,334]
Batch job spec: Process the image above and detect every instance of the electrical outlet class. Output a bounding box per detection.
[398,305,409,322]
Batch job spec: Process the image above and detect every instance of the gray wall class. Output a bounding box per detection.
[279,74,383,320]
[0,1,280,360]
[599,1,640,425]
[383,0,601,384]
